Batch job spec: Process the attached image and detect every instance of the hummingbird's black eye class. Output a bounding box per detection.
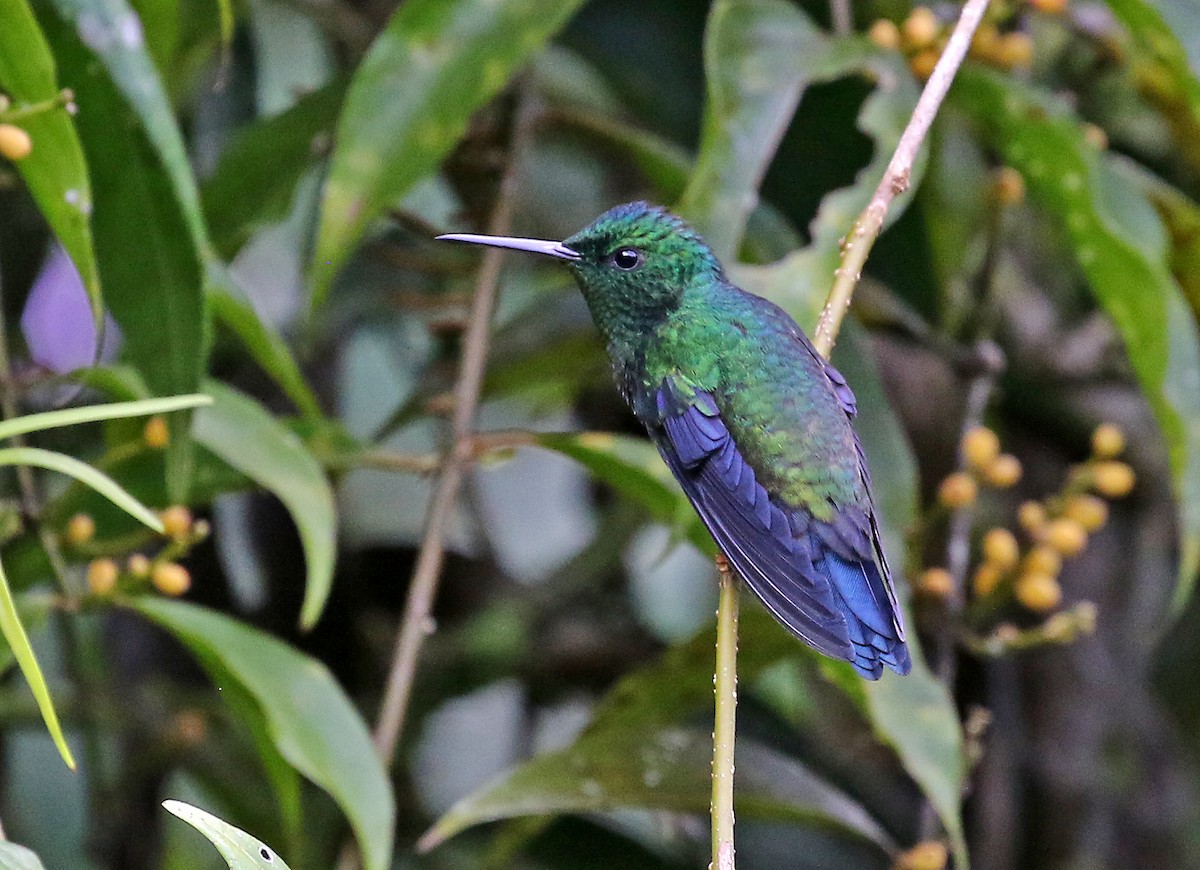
[611,247,644,271]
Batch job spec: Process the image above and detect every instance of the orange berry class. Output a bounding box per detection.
[919,567,954,598]
[969,23,1002,61]
[999,32,1034,68]
[962,426,1001,471]
[1092,461,1136,498]
[127,553,151,577]
[65,513,96,546]
[87,558,119,595]
[902,7,940,49]
[1023,545,1062,577]
[982,527,1020,569]
[1016,572,1062,612]
[895,840,949,870]
[1042,518,1087,557]
[869,19,902,51]
[1029,0,1069,13]
[973,563,1003,597]
[1018,500,1047,534]
[151,562,191,596]
[1091,423,1125,459]
[160,505,192,539]
[909,48,940,80]
[985,454,1023,488]
[0,124,32,160]
[991,167,1025,205]
[938,472,977,508]
[1064,494,1108,532]
[143,415,169,449]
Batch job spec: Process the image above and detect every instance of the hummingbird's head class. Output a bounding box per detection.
[437,202,722,346]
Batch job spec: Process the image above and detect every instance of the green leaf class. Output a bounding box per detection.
[0,841,48,870]
[192,381,336,629]
[208,291,323,421]
[0,0,101,325]
[953,68,1200,605]
[310,0,585,306]
[40,6,207,499]
[421,727,895,856]
[163,800,293,870]
[0,557,74,770]
[131,599,394,870]
[0,394,211,442]
[202,80,346,259]
[0,447,163,532]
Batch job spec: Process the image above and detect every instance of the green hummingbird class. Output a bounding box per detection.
[439,202,910,679]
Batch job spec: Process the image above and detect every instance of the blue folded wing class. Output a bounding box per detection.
[652,381,910,679]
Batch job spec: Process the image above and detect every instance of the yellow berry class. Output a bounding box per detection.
[1018,500,1047,534]
[1016,572,1062,612]
[895,840,949,870]
[1042,518,1087,557]
[984,454,1023,488]
[1064,494,1108,532]
[1023,545,1062,577]
[144,415,169,449]
[1083,123,1109,150]
[972,562,1003,597]
[902,7,940,50]
[982,527,1020,569]
[127,553,151,577]
[919,567,954,598]
[0,124,32,161]
[962,426,1001,471]
[999,32,1034,69]
[65,513,96,546]
[869,19,902,51]
[909,48,940,80]
[938,472,977,508]
[1029,0,1069,13]
[160,505,192,539]
[1092,461,1136,498]
[991,167,1025,205]
[151,562,191,596]
[1091,423,1125,459]
[969,23,1003,61]
[87,558,119,595]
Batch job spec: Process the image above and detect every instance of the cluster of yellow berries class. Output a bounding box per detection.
[922,422,1134,615]
[938,424,1023,510]
[867,7,1035,81]
[67,504,204,599]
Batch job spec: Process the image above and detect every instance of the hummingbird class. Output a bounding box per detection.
[438,202,910,679]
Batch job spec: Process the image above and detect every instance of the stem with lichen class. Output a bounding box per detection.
[711,554,739,870]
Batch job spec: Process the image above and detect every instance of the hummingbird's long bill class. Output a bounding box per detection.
[436,233,581,261]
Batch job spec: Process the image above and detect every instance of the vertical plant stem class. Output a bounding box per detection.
[813,0,991,358]
[711,554,738,870]
[829,0,852,36]
[372,95,531,767]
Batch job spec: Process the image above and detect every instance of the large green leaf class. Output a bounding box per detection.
[0,842,47,870]
[40,7,206,498]
[953,68,1200,605]
[131,599,394,870]
[310,0,585,306]
[192,381,336,629]
[163,801,293,870]
[0,557,73,770]
[0,0,100,323]
[422,726,895,856]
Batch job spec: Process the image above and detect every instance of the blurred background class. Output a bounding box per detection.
[0,0,1199,868]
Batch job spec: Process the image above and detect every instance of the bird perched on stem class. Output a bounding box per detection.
[439,202,910,679]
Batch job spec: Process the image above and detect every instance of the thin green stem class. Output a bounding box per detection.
[711,555,738,870]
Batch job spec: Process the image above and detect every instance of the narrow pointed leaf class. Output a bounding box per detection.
[192,381,336,628]
[132,599,394,870]
[0,394,211,442]
[0,0,101,325]
[310,0,585,305]
[163,801,293,870]
[0,557,74,769]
